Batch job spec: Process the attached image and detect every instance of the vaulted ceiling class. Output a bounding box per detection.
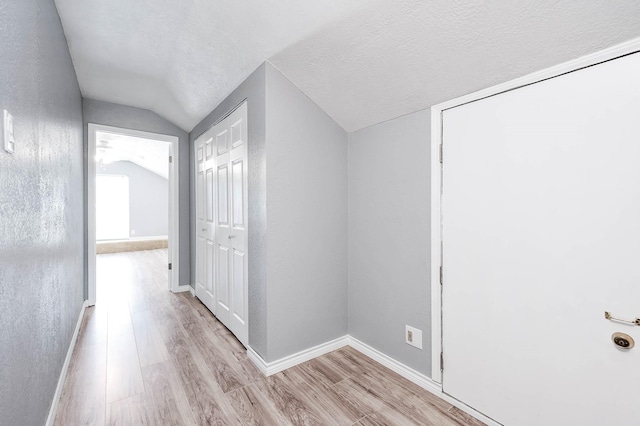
[56,0,640,133]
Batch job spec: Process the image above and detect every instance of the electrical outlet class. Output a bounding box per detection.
[405,325,423,349]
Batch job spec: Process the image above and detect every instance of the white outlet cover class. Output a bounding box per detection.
[3,109,15,154]
[405,325,423,350]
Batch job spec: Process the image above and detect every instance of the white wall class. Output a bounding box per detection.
[348,109,432,376]
[98,160,169,238]
[265,63,348,361]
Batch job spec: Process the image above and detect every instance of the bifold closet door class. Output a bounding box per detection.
[213,103,248,347]
[195,132,216,313]
[198,102,249,348]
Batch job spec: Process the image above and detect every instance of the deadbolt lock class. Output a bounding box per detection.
[612,332,634,349]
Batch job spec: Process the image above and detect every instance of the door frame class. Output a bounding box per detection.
[87,123,180,306]
[429,37,640,384]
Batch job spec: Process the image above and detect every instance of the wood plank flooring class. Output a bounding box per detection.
[54,249,484,425]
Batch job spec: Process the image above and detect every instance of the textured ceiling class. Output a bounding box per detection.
[54,0,371,131]
[56,0,640,133]
[96,132,169,179]
[271,0,640,131]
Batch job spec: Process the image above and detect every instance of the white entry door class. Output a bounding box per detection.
[441,52,640,425]
[195,131,216,311]
[195,102,248,347]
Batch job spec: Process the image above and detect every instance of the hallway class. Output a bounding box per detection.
[54,249,481,425]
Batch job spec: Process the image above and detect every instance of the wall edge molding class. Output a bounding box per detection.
[248,334,499,426]
[46,300,88,426]
[346,336,499,426]
[346,336,439,391]
[171,284,192,294]
[247,335,350,376]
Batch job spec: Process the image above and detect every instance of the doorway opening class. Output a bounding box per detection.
[87,124,180,306]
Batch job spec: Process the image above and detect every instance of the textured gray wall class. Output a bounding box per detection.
[98,161,169,238]
[0,0,84,425]
[265,64,348,361]
[83,99,190,286]
[348,109,431,376]
[190,64,268,358]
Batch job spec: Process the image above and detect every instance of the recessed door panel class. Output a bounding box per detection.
[230,119,243,148]
[217,244,230,309]
[217,165,228,225]
[197,236,204,287]
[216,129,228,156]
[206,240,214,294]
[206,169,214,222]
[232,249,245,322]
[197,172,204,220]
[205,138,214,159]
[232,159,244,228]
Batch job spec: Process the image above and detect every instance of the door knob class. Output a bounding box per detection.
[228,235,235,239]
[201,228,206,232]
[612,332,634,349]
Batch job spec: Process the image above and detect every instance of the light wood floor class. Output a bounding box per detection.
[54,249,483,425]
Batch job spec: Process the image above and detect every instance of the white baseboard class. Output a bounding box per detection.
[346,336,499,426]
[189,285,195,296]
[347,336,441,393]
[46,300,88,426]
[171,284,192,294]
[247,334,497,426]
[247,335,350,376]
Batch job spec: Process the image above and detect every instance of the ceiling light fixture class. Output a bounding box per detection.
[95,140,114,164]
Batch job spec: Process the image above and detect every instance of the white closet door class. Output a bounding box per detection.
[195,132,216,313]
[442,52,640,425]
[193,102,248,348]
[214,102,248,346]
[214,118,232,327]
[226,103,248,346]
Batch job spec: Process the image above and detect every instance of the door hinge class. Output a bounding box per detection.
[439,266,443,285]
[168,263,172,270]
[169,155,173,163]
[440,351,444,372]
[439,144,443,164]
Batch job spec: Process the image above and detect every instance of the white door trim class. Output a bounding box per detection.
[87,123,180,305]
[429,36,640,384]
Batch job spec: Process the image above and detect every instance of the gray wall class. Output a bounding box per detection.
[83,99,190,286]
[98,161,169,238]
[189,63,348,362]
[348,109,432,376]
[190,64,268,358]
[265,64,348,361]
[0,0,84,424]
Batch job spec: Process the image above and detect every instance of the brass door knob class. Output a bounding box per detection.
[612,332,634,349]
